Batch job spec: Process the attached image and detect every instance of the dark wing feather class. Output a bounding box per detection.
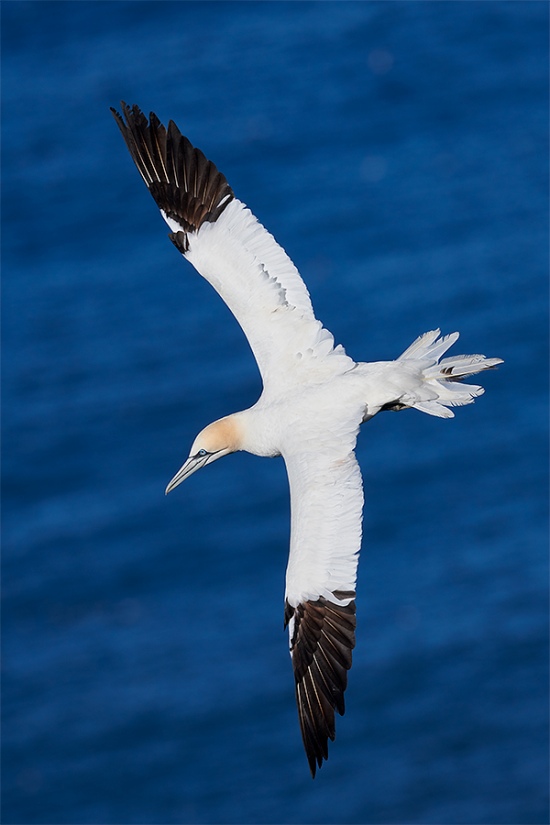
[285,590,356,777]
[111,102,234,247]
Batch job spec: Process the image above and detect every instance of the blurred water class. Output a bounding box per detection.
[2,2,548,823]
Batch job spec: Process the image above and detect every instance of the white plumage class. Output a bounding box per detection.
[163,197,355,392]
[112,103,502,777]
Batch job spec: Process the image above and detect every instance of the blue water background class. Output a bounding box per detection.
[2,2,548,823]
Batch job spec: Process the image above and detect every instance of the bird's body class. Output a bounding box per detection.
[112,103,502,776]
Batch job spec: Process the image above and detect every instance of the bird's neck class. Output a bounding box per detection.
[231,407,281,458]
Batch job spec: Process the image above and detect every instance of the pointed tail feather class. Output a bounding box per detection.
[397,329,503,418]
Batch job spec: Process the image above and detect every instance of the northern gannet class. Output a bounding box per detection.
[111,103,502,777]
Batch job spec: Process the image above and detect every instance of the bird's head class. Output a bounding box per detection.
[165,415,242,494]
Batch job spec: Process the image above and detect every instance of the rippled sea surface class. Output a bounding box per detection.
[3,2,548,823]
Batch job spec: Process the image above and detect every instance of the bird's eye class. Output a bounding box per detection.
[197,449,207,457]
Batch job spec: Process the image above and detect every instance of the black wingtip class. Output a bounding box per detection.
[111,102,235,239]
[110,101,141,130]
[110,103,124,129]
[286,593,356,778]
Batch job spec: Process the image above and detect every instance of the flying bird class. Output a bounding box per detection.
[111,103,502,777]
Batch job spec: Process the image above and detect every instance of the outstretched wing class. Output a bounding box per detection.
[111,103,353,392]
[282,422,364,776]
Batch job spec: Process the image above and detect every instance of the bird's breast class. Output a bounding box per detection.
[239,377,366,459]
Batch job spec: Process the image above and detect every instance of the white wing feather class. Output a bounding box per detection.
[164,199,354,392]
[282,422,363,609]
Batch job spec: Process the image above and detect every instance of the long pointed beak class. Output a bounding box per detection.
[165,455,208,494]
